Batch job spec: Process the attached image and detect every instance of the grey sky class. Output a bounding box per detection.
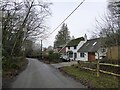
[39,0,108,48]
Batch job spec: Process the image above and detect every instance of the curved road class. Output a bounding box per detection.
[12,58,86,88]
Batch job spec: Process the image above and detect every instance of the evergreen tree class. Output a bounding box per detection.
[54,23,71,48]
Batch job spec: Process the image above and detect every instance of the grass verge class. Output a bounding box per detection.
[61,66,119,88]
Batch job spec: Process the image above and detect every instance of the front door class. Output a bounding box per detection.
[74,53,77,60]
[88,52,95,61]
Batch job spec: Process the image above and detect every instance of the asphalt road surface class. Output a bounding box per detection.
[12,58,86,88]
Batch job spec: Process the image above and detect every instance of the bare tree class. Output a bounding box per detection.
[92,0,120,47]
[1,0,52,57]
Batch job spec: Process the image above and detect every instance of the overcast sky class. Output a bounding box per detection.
[39,0,108,48]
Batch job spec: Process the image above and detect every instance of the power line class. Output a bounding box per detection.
[42,0,85,40]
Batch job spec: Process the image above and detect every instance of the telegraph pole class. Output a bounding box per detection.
[97,52,100,77]
[41,40,42,60]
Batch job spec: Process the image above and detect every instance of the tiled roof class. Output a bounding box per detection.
[66,37,85,47]
[78,38,101,52]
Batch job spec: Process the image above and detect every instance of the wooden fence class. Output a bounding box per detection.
[78,61,120,77]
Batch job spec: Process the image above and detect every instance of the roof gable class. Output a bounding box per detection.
[78,38,101,52]
[59,46,66,53]
[66,37,85,47]
[57,44,66,48]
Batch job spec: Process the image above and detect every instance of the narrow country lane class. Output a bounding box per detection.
[11,58,86,88]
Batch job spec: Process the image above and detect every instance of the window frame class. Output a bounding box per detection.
[80,53,85,57]
[68,46,70,49]
[69,52,73,58]
[74,46,77,49]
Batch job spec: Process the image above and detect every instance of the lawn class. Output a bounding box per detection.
[62,66,119,88]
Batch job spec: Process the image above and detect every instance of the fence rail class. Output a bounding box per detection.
[99,63,120,67]
[79,61,120,77]
[82,61,120,67]
[99,70,120,77]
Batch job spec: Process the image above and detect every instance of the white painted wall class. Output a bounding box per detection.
[76,52,88,61]
[66,40,86,60]
[77,51,104,61]
[95,52,102,59]
[95,48,107,59]
[66,46,77,60]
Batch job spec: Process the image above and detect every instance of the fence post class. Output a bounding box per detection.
[97,52,100,77]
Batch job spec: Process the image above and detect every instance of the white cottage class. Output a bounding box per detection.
[66,34,87,60]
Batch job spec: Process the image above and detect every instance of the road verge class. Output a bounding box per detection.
[2,58,28,88]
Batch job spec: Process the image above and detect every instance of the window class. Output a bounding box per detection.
[69,52,73,58]
[68,46,70,49]
[74,46,76,49]
[74,53,77,58]
[101,48,106,52]
[80,53,84,57]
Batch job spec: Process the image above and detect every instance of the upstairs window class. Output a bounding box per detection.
[69,53,73,58]
[74,46,76,49]
[101,48,106,52]
[80,53,84,57]
[68,51,73,58]
[68,46,70,49]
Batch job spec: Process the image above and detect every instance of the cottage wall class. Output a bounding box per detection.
[66,40,86,60]
[95,50,105,60]
[66,46,77,60]
[76,52,88,61]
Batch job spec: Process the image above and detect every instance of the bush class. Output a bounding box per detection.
[43,51,61,63]
[10,63,20,70]
[2,56,25,71]
[2,57,12,70]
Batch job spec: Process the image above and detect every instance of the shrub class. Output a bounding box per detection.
[2,56,25,71]
[10,63,20,70]
[43,51,61,63]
